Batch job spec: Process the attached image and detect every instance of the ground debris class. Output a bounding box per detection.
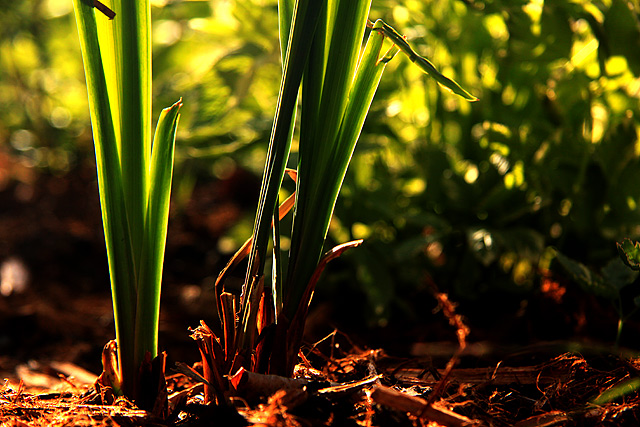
[377,352,576,386]
[0,387,150,426]
[371,385,479,426]
[3,351,640,426]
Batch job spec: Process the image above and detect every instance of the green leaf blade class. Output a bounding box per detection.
[114,0,153,278]
[72,0,138,393]
[278,0,295,63]
[288,0,374,271]
[284,26,396,321]
[240,0,327,350]
[297,0,373,196]
[135,99,182,364]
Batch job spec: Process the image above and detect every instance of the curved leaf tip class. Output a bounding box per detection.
[370,19,478,102]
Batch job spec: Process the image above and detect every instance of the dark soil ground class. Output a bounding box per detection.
[1,158,640,426]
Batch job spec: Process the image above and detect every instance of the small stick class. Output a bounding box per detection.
[93,0,115,19]
[371,386,479,427]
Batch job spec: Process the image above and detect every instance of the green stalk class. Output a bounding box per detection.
[228,0,476,378]
[282,7,476,325]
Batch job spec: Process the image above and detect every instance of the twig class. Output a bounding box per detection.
[425,276,469,405]
[92,0,115,19]
[370,385,480,427]
[316,375,381,396]
[229,367,311,404]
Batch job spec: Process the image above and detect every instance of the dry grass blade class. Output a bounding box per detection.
[189,322,228,405]
[214,170,297,309]
[220,292,237,365]
[277,240,364,374]
[513,411,571,427]
[173,362,209,385]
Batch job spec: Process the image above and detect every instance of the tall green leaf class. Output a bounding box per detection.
[116,0,152,276]
[284,0,375,320]
[72,0,137,393]
[370,19,477,101]
[239,0,326,350]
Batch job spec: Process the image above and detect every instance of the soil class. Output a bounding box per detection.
[1,158,640,426]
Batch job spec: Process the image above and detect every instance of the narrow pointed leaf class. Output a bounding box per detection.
[297,0,373,204]
[115,0,153,277]
[278,0,295,62]
[135,99,182,366]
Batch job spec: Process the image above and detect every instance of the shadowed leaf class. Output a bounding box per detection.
[555,252,618,300]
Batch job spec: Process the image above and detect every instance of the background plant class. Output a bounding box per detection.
[325,0,640,333]
[556,249,639,346]
[72,0,181,402]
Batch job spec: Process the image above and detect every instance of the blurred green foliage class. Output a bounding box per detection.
[330,0,640,325]
[2,0,640,331]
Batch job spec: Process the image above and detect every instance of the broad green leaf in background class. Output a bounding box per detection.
[601,257,638,292]
[556,250,640,346]
[555,252,618,300]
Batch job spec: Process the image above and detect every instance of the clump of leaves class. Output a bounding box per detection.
[72,0,181,406]
[191,0,476,405]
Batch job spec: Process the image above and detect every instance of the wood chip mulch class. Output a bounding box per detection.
[2,348,640,426]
